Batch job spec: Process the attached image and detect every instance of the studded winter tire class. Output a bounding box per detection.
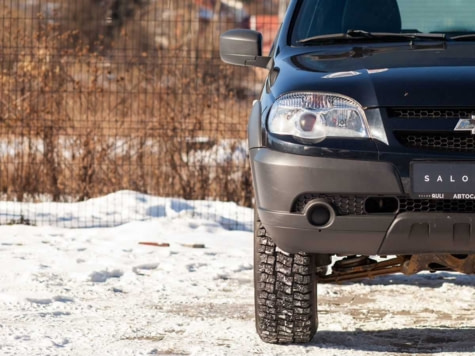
[254,212,317,344]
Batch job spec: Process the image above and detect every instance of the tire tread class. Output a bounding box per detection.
[254,215,317,344]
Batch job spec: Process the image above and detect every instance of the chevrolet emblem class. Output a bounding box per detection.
[455,114,475,134]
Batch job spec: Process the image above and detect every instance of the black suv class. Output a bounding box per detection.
[221,0,475,344]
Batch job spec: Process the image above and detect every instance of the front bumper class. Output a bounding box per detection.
[251,148,475,255]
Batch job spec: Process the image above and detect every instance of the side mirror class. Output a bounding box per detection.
[220,29,271,68]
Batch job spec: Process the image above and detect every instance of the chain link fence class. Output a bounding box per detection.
[0,0,284,227]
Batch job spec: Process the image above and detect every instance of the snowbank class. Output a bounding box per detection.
[0,192,473,355]
[0,190,253,230]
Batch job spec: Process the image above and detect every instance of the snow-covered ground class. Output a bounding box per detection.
[0,191,474,356]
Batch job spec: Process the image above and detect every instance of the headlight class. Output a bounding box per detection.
[268,92,388,144]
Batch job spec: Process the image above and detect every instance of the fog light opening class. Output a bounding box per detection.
[365,197,399,214]
[305,200,335,228]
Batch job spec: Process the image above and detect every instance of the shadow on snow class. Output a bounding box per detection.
[311,327,475,354]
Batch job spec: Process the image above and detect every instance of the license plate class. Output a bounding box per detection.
[411,162,475,199]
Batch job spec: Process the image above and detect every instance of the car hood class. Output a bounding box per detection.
[273,43,475,108]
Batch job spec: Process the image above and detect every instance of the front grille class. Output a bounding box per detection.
[394,131,475,152]
[293,194,475,215]
[399,198,475,213]
[388,108,475,119]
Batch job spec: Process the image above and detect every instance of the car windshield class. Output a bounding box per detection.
[292,0,475,44]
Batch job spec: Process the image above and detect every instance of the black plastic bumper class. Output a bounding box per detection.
[251,148,475,255]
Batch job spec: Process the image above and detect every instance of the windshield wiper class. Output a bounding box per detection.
[348,30,446,40]
[449,34,475,41]
[298,30,446,45]
[310,42,447,60]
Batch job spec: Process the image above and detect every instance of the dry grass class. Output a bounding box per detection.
[0,0,256,206]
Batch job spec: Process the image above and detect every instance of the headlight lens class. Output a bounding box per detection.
[268,92,387,144]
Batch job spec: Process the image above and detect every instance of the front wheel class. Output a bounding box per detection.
[254,212,317,344]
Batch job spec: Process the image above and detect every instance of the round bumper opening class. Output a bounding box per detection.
[305,200,336,228]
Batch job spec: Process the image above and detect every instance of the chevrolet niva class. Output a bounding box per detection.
[221,0,475,344]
